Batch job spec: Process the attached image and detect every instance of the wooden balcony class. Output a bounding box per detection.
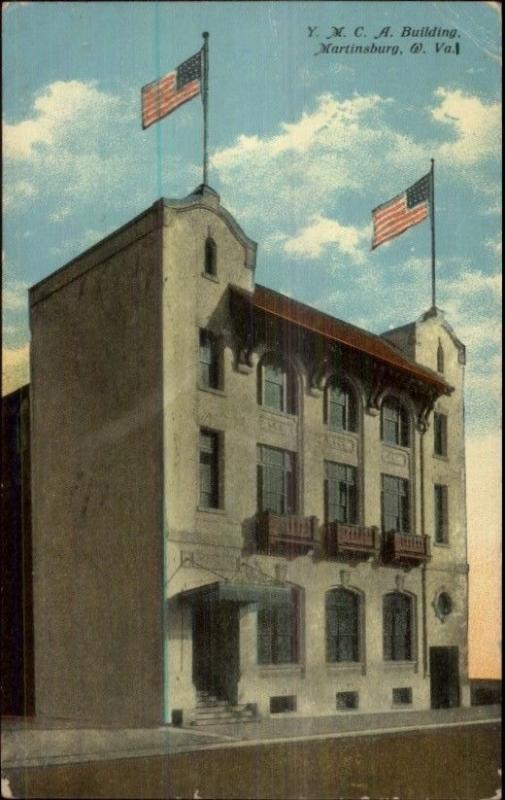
[382,531,431,566]
[325,523,381,560]
[256,511,319,555]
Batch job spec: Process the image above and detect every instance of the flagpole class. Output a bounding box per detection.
[430,158,436,309]
[202,32,209,185]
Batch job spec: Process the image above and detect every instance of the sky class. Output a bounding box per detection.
[2,1,501,677]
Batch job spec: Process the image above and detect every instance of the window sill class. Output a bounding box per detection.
[198,384,226,397]
[433,541,450,548]
[433,453,449,461]
[381,442,410,453]
[258,664,302,675]
[326,662,363,672]
[259,407,297,421]
[196,506,226,516]
[201,272,219,283]
[383,660,417,669]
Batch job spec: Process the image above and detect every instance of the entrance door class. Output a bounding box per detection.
[192,600,240,704]
[430,646,460,709]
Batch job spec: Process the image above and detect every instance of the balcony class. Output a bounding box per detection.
[325,522,381,560]
[256,511,318,555]
[382,531,431,566]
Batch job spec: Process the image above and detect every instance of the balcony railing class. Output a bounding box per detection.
[382,531,431,565]
[325,522,381,560]
[256,511,319,554]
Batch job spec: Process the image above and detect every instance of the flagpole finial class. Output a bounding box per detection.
[203,31,209,39]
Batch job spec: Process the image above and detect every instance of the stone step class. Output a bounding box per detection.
[191,714,257,726]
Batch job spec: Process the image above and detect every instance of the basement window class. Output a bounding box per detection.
[270,695,297,714]
[336,691,359,710]
[393,687,412,705]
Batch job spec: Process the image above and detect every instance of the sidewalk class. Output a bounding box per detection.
[2,704,500,770]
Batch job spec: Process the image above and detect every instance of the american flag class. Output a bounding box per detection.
[371,172,431,250]
[141,50,202,130]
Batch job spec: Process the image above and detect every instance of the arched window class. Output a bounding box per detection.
[383,592,413,661]
[326,588,360,662]
[326,379,357,432]
[381,397,409,447]
[437,341,444,373]
[204,236,217,275]
[258,588,299,665]
[258,354,296,414]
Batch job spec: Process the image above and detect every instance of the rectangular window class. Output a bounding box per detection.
[337,691,359,710]
[325,461,357,524]
[434,412,448,456]
[199,329,219,389]
[199,429,219,508]
[258,590,298,665]
[382,475,410,533]
[257,445,295,515]
[434,484,449,544]
[270,695,297,714]
[263,362,285,412]
[393,687,413,705]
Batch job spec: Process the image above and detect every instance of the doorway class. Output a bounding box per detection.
[192,600,240,704]
[430,646,460,709]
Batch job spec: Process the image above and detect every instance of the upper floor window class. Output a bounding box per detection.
[199,329,220,389]
[381,398,410,447]
[326,379,357,433]
[382,474,410,534]
[437,341,445,373]
[257,445,296,515]
[325,461,357,525]
[258,355,296,414]
[383,592,413,661]
[199,429,220,509]
[326,588,360,663]
[434,484,449,544]
[204,236,217,276]
[258,588,299,665]
[434,412,447,456]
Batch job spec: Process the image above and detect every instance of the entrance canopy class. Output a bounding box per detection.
[179,580,291,607]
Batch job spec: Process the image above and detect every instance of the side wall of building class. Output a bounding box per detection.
[30,208,166,725]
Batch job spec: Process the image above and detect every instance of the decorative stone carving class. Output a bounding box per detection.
[259,411,294,435]
[340,569,351,586]
[324,432,356,454]
[381,448,408,467]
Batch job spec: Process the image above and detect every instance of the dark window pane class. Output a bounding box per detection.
[326,589,359,663]
[257,590,298,665]
[204,237,216,275]
[328,382,356,432]
[199,330,219,389]
[258,446,295,514]
[382,475,409,533]
[434,413,447,456]
[384,593,412,661]
[199,430,219,508]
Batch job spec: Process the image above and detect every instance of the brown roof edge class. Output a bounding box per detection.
[230,284,452,394]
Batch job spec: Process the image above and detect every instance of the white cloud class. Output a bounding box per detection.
[3,179,37,210]
[2,342,30,394]
[3,80,121,161]
[282,215,369,263]
[49,206,72,223]
[3,80,134,210]
[3,279,28,312]
[431,88,501,166]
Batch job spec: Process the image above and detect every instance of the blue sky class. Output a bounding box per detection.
[2,1,502,673]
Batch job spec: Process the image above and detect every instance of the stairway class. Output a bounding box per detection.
[191,691,257,726]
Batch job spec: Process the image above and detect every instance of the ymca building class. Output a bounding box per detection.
[26,184,469,726]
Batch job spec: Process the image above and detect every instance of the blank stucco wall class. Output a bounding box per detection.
[30,208,165,726]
